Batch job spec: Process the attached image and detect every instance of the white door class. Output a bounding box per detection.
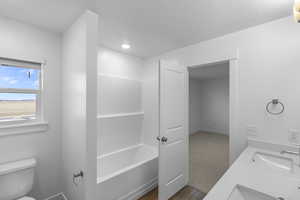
[158,60,189,200]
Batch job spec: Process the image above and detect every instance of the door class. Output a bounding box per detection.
[158,60,189,200]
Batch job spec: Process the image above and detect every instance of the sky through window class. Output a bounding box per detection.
[0,65,39,100]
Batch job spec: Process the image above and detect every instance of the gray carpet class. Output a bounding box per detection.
[189,131,229,194]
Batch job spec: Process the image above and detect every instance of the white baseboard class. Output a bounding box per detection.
[44,177,157,200]
[118,177,158,200]
[191,129,228,136]
[44,193,67,200]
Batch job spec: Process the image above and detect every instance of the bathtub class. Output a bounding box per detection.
[97,144,158,200]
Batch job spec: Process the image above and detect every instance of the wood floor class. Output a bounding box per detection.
[138,186,206,200]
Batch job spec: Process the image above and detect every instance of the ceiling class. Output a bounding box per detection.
[0,0,87,32]
[0,0,295,58]
[189,62,229,81]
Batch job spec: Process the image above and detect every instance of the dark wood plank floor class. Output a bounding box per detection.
[138,186,206,200]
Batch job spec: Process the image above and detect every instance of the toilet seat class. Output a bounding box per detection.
[18,197,36,200]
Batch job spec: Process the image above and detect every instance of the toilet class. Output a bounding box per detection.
[0,158,37,200]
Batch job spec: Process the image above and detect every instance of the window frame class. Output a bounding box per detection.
[0,57,44,126]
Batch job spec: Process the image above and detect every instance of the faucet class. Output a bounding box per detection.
[280,145,300,166]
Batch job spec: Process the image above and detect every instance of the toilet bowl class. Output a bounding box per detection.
[0,158,37,200]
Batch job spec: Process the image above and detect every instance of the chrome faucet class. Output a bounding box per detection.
[280,145,300,166]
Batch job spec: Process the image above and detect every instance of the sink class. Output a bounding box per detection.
[228,185,280,200]
[251,152,294,174]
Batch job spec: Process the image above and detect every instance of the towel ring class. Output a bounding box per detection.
[266,99,285,115]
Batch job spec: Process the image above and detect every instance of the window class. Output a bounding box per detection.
[0,58,42,124]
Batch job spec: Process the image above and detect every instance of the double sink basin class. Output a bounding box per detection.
[227,150,299,200]
[228,185,284,200]
[251,151,295,174]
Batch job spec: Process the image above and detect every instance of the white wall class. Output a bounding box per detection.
[142,60,159,147]
[62,11,98,200]
[0,16,62,199]
[97,48,159,200]
[97,47,160,150]
[98,48,144,80]
[97,48,145,155]
[148,16,300,159]
[189,77,229,135]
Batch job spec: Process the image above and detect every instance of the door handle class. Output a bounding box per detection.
[161,136,168,143]
[157,136,168,143]
[73,170,84,186]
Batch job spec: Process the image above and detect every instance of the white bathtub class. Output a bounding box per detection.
[97,144,158,200]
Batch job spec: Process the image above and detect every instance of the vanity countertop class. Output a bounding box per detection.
[203,140,300,200]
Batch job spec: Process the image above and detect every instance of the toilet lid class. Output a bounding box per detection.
[18,197,35,200]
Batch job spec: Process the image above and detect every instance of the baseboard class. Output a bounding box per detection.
[43,178,157,200]
[118,177,158,200]
[191,129,228,136]
[44,193,67,200]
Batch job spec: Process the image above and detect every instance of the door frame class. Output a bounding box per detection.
[186,54,239,164]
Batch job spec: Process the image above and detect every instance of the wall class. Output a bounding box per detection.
[189,77,229,135]
[97,48,145,155]
[149,16,300,159]
[97,47,159,200]
[142,59,159,147]
[98,48,144,80]
[97,48,160,150]
[0,16,62,199]
[62,11,98,200]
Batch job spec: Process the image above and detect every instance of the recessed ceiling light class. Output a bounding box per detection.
[122,43,131,49]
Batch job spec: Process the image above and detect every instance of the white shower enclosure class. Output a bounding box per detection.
[96,49,159,200]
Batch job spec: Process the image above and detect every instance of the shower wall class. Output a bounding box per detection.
[97,47,145,156]
[96,47,159,200]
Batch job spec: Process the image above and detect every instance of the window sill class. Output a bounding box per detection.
[0,121,49,137]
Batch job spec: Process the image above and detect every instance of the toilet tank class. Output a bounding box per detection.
[0,158,36,200]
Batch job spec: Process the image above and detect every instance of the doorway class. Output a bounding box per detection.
[138,57,238,200]
[188,61,230,195]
